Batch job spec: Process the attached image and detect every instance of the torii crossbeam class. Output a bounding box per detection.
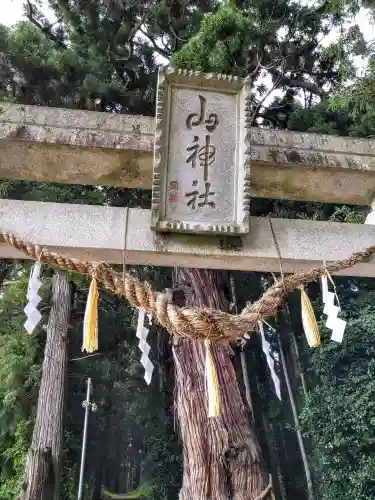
[1,100,375,275]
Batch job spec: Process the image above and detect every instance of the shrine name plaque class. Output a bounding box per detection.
[151,66,251,235]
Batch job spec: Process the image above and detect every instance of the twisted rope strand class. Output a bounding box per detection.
[254,474,273,500]
[2,231,374,341]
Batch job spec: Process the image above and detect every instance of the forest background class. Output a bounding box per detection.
[2,0,375,498]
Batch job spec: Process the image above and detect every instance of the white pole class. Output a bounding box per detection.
[77,378,92,500]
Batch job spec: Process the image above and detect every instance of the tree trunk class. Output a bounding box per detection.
[229,273,255,426]
[92,391,112,500]
[284,304,308,399]
[240,349,255,425]
[157,323,181,500]
[19,271,72,500]
[277,325,314,500]
[0,260,9,294]
[157,326,174,420]
[269,420,287,500]
[172,268,271,500]
[253,367,287,500]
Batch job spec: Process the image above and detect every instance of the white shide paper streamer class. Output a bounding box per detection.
[24,262,42,334]
[258,320,281,400]
[321,275,346,343]
[136,309,154,385]
[365,199,375,225]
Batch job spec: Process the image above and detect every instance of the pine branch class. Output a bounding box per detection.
[25,0,66,49]
[140,28,171,59]
[107,11,147,88]
[268,67,327,98]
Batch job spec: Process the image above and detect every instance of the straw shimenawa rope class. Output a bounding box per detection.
[1,231,375,341]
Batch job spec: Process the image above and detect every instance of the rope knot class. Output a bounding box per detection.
[156,291,175,334]
[35,246,45,262]
[89,262,106,279]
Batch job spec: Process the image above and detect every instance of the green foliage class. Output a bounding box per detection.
[289,89,375,140]
[171,0,371,130]
[172,6,251,74]
[329,57,375,121]
[300,291,375,499]
[0,179,106,205]
[0,269,44,494]
[329,205,366,224]
[0,420,32,500]
[0,19,156,114]
[101,483,155,499]
[287,101,352,136]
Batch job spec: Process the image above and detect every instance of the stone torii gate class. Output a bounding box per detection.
[1,70,375,274]
[1,67,375,500]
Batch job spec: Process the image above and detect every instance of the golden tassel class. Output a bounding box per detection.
[204,338,220,418]
[82,277,99,353]
[300,287,321,347]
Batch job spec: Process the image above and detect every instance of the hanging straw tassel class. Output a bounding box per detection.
[82,276,99,353]
[204,338,220,417]
[300,287,321,347]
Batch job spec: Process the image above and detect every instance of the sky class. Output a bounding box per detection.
[1,0,52,27]
[1,0,33,26]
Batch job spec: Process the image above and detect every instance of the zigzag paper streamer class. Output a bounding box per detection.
[24,262,42,334]
[321,275,346,343]
[258,321,281,400]
[365,202,375,225]
[136,309,154,385]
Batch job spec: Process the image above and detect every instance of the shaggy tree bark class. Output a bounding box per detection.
[172,268,272,500]
[19,271,72,500]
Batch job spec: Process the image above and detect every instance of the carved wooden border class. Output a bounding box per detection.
[151,65,251,234]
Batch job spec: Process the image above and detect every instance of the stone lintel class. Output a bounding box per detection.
[1,199,375,277]
[0,103,154,189]
[1,103,375,205]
